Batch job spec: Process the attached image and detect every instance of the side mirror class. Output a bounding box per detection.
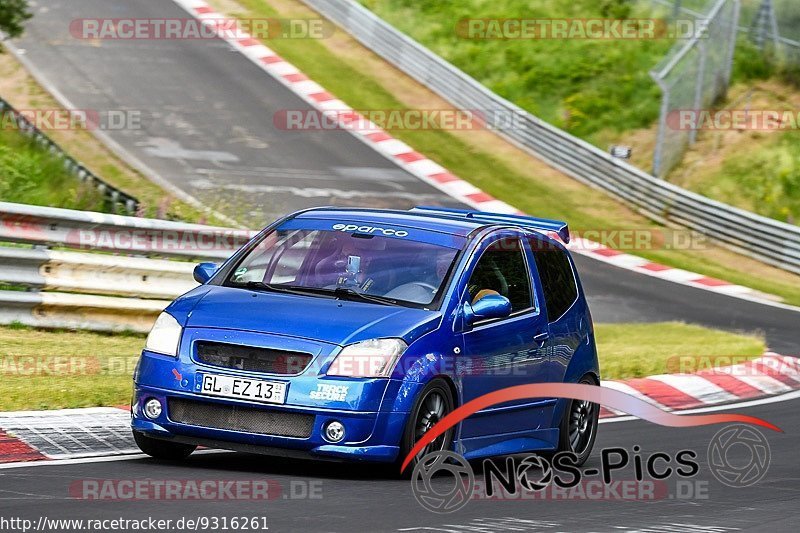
[463,293,512,326]
[193,262,218,284]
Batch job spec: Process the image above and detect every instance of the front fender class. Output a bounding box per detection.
[382,351,450,413]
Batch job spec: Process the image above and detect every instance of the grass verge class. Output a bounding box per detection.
[0,326,144,411]
[207,0,800,306]
[596,322,765,380]
[0,323,765,411]
[0,129,106,210]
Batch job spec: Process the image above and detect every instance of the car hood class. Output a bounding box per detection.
[176,285,442,346]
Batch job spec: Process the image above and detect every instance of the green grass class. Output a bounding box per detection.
[0,129,107,211]
[0,326,144,411]
[693,131,800,223]
[359,0,675,143]
[595,322,765,380]
[0,323,765,411]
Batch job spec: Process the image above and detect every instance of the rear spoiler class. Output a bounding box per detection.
[410,206,570,243]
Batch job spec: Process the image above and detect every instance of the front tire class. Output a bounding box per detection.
[555,374,599,466]
[133,431,196,460]
[398,378,455,474]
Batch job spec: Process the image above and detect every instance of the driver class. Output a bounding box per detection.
[314,237,379,291]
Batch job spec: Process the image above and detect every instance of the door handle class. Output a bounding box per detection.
[533,332,549,347]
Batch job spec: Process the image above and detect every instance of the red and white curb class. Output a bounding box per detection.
[0,353,796,465]
[0,407,136,465]
[169,0,795,310]
[599,353,800,417]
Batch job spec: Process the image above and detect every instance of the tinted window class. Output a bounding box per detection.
[533,244,578,321]
[227,228,459,307]
[467,237,532,313]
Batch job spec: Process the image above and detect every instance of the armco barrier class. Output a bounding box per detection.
[0,201,250,332]
[0,290,168,333]
[0,201,254,261]
[0,246,197,299]
[301,0,800,276]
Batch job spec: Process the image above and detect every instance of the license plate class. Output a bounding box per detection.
[200,374,287,405]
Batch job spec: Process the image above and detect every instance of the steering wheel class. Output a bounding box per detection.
[383,281,439,303]
[408,282,438,293]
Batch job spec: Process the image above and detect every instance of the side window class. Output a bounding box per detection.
[467,237,532,313]
[532,243,578,322]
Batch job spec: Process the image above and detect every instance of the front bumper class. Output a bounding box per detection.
[132,349,419,463]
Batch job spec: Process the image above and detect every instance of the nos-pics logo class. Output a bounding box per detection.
[411,424,771,514]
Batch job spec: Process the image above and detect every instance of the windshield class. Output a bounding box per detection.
[225,226,460,307]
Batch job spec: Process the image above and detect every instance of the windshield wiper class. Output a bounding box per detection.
[241,282,398,306]
[331,287,399,306]
[243,281,334,298]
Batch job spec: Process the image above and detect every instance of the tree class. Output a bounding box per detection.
[0,0,32,39]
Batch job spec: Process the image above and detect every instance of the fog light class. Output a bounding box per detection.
[324,421,345,443]
[144,398,162,419]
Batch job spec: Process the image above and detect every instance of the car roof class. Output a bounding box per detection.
[292,207,485,237]
[291,206,570,242]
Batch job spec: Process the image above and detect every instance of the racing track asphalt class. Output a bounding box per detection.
[1,395,798,532]
[2,0,799,530]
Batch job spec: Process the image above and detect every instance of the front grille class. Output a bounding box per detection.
[168,398,314,438]
[195,342,313,375]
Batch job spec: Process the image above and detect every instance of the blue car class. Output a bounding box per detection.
[131,206,600,469]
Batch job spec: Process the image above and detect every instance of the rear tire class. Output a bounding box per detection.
[397,378,455,476]
[555,374,599,466]
[133,431,196,460]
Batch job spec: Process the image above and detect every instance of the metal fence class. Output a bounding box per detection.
[302,0,800,275]
[744,0,800,64]
[651,0,800,62]
[650,0,740,178]
[0,201,255,332]
[0,96,139,214]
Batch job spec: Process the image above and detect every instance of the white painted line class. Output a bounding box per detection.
[371,139,414,156]
[439,180,481,196]
[604,255,651,269]
[289,80,326,96]
[474,200,519,215]
[405,159,446,176]
[265,62,299,76]
[0,449,228,470]
[0,407,126,418]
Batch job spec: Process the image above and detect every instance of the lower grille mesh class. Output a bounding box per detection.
[168,398,314,438]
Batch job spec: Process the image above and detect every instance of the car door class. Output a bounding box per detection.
[529,236,582,385]
[457,231,554,445]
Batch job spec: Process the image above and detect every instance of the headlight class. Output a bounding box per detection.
[144,312,182,356]
[327,338,407,378]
